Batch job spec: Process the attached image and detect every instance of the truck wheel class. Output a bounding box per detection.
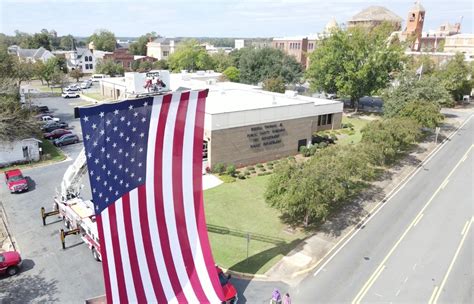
[92,248,100,261]
[7,266,19,276]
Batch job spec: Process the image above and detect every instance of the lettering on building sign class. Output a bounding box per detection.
[247,123,286,149]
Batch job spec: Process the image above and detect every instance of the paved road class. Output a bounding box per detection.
[0,96,103,303]
[293,115,473,303]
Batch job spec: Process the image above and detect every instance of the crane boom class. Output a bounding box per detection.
[58,148,88,202]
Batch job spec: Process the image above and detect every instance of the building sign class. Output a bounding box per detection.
[247,123,286,149]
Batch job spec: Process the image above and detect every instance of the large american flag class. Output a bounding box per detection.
[80,90,225,303]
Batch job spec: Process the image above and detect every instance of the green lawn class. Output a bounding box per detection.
[337,116,371,145]
[28,83,62,93]
[204,175,307,274]
[0,140,65,173]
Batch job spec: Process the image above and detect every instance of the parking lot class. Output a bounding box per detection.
[0,96,104,303]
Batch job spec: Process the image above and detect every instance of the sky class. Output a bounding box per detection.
[0,0,472,38]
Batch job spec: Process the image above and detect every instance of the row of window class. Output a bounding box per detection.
[308,42,314,50]
[318,114,333,126]
[84,63,93,70]
[84,56,93,62]
[289,42,301,50]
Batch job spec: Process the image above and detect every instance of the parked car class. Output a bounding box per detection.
[36,114,60,122]
[31,105,50,114]
[54,134,79,146]
[43,129,72,140]
[0,251,22,276]
[41,121,69,132]
[216,266,238,304]
[62,90,80,99]
[4,169,28,193]
[80,80,92,89]
[64,84,80,91]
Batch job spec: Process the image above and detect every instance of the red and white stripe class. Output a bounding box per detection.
[97,91,224,303]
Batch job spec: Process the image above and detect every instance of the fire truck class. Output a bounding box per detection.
[43,148,103,261]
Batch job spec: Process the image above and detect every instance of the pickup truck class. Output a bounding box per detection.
[5,169,28,193]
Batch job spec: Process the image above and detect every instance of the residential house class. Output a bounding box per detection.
[63,47,96,73]
[8,45,55,63]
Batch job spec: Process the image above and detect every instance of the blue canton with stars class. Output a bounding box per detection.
[79,97,154,214]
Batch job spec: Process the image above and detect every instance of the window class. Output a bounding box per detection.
[308,43,314,50]
[85,56,89,62]
[318,114,333,126]
[89,56,93,61]
[203,141,208,161]
[163,51,169,57]
[90,64,93,70]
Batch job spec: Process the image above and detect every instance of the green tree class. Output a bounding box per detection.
[95,59,124,76]
[41,57,61,87]
[262,77,286,93]
[129,32,157,55]
[398,100,444,129]
[436,52,472,101]
[0,46,15,79]
[0,94,40,141]
[88,29,116,52]
[222,66,240,82]
[306,23,404,111]
[60,35,76,50]
[361,118,421,164]
[69,69,84,82]
[13,58,34,86]
[238,47,303,85]
[138,61,153,72]
[211,50,233,72]
[409,54,436,76]
[33,61,46,84]
[152,59,169,70]
[383,72,453,117]
[168,39,214,72]
[51,67,67,87]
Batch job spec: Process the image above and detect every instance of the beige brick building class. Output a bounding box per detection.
[203,89,343,168]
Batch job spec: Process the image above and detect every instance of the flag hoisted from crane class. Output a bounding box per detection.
[79,90,225,303]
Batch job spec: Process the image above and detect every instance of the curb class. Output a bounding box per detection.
[221,267,269,281]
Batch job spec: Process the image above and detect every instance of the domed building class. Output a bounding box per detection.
[348,6,402,30]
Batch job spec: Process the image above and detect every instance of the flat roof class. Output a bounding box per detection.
[206,87,339,114]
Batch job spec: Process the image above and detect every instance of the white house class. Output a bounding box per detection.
[66,47,96,73]
[8,45,55,63]
[0,138,42,167]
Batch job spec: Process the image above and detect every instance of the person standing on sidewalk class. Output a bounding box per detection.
[283,293,291,304]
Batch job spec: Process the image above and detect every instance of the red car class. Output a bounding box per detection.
[0,251,22,276]
[5,169,28,193]
[43,129,72,140]
[216,266,238,304]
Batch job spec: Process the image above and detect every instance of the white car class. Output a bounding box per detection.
[62,90,80,98]
[40,115,60,122]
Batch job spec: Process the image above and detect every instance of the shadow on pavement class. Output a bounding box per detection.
[0,272,58,303]
[25,177,36,192]
[229,239,303,274]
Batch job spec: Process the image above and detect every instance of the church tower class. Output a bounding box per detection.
[405,1,425,51]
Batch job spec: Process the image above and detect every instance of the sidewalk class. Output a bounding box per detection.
[262,106,473,285]
[0,202,16,252]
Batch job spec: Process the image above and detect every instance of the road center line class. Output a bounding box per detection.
[413,213,424,227]
[432,218,473,303]
[428,286,439,304]
[352,146,474,304]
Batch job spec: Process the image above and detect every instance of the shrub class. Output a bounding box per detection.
[267,165,274,170]
[220,174,236,183]
[212,163,226,174]
[256,163,264,168]
[246,166,255,171]
[237,173,246,179]
[244,170,251,176]
[348,130,356,136]
[330,135,338,142]
[257,172,272,176]
[260,167,267,172]
[299,146,309,156]
[267,161,274,166]
[319,142,328,149]
[226,164,236,177]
